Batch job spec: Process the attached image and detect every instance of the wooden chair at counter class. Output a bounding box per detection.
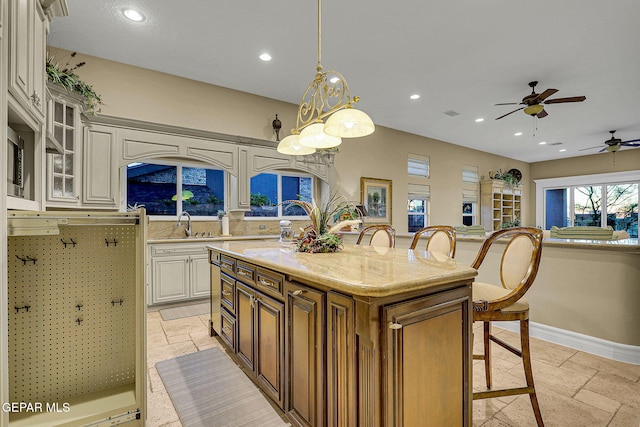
[471,227,544,427]
[409,225,456,258]
[356,224,396,248]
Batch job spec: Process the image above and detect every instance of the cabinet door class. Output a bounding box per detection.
[8,0,31,108]
[30,1,46,120]
[383,287,471,427]
[255,293,285,409]
[83,125,117,207]
[285,281,325,427]
[190,254,211,299]
[152,256,189,304]
[47,99,80,206]
[326,292,356,427]
[236,281,255,372]
[210,264,221,336]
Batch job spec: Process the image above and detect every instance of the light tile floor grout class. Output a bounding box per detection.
[146,303,640,427]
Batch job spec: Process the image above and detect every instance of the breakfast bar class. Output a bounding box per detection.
[208,241,478,426]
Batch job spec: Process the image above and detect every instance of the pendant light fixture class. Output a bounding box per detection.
[277,0,374,155]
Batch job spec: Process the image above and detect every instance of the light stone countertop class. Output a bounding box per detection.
[208,241,478,298]
[148,235,279,244]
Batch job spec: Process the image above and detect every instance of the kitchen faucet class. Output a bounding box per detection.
[177,211,192,237]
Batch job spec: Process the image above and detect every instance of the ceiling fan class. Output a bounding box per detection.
[580,130,640,153]
[495,81,586,120]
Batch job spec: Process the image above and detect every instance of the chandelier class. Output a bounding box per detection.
[277,0,375,156]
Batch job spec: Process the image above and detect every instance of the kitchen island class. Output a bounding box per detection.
[208,241,477,426]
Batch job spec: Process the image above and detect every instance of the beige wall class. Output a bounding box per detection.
[52,47,640,234]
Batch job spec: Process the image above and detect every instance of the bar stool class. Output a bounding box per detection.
[356,224,396,248]
[471,227,544,427]
[409,225,456,258]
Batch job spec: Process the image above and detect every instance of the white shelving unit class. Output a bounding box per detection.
[481,179,522,231]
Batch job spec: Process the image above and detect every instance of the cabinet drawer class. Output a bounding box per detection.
[220,308,236,350]
[220,255,236,275]
[151,244,208,256]
[210,250,221,265]
[221,274,235,314]
[256,267,285,299]
[236,261,256,285]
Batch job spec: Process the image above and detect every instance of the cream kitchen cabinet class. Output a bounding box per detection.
[8,0,48,123]
[46,98,119,209]
[149,242,211,305]
[481,179,522,231]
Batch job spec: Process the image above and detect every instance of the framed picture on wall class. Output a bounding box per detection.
[360,177,392,224]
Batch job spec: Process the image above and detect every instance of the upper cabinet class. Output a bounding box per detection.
[8,0,48,123]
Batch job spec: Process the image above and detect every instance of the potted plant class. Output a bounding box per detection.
[46,52,104,115]
[285,194,362,253]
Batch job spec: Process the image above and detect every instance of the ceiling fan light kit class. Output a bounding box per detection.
[495,81,586,120]
[276,0,374,156]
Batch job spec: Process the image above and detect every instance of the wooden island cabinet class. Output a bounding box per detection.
[208,242,477,426]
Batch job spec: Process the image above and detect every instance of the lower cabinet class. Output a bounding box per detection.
[149,242,210,305]
[236,281,285,408]
[285,281,325,427]
[209,249,472,427]
[382,287,471,426]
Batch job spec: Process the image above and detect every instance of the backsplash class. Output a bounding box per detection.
[147,218,309,239]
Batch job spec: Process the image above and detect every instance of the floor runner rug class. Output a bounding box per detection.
[156,347,288,426]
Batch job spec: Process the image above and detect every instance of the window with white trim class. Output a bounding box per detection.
[408,184,430,232]
[126,162,225,216]
[535,171,639,238]
[244,172,314,218]
[408,154,430,178]
[462,165,479,225]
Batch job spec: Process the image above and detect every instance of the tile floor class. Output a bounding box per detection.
[146,301,640,427]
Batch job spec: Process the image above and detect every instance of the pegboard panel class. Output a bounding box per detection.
[8,224,139,403]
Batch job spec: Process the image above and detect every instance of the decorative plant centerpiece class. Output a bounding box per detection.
[46,52,104,115]
[285,194,361,253]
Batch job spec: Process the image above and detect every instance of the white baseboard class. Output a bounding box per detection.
[493,321,640,365]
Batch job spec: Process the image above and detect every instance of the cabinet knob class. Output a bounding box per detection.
[222,326,232,334]
[292,290,303,296]
[388,322,403,330]
[221,290,231,296]
[259,278,276,288]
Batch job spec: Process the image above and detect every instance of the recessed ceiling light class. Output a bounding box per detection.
[123,9,144,22]
[410,94,420,100]
[475,118,484,123]
[538,141,547,145]
[559,149,567,152]
[514,132,523,136]
[259,53,272,62]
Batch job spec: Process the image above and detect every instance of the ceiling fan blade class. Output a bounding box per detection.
[598,147,608,153]
[621,142,640,147]
[621,138,640,144]
[536,109,548,119]
[533,88,558,103]
[579,146,603,151]
[495,107,524,120]
[543,96,586,104]
[495,102,520,106]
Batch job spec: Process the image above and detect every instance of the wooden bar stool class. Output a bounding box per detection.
[409,225,457,258]
[471,227,544,427]
[356,224,396,247]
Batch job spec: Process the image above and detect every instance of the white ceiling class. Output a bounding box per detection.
[47,0,640,163]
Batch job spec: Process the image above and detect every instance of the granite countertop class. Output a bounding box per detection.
[208,241,478,298]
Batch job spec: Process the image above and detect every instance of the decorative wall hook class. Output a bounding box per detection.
[272,114,282,141]
[76,318,83,325]
[61,238,77,248]
[105,238,118,247]
[76,303,83,311]
[15,255,37,265]
[15,305,31,313]
[111,298,124,307]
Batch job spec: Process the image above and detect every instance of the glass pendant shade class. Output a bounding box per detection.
[324,108,375,138]
[298,123,342,149]
[277,134,316,155]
